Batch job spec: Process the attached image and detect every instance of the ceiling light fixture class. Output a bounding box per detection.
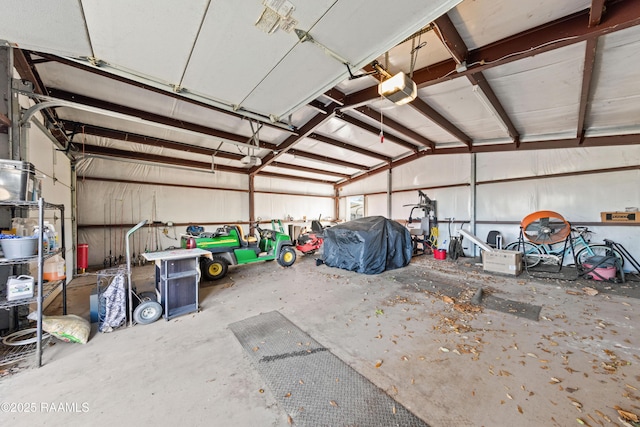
[378,71,417,105]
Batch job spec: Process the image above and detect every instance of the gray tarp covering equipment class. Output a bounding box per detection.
[322,216,412,274]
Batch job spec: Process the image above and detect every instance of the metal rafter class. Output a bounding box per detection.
[434,13,520,145]
[352,105,435,150]
[34,51,296,134]
[409,98,472,149]
[60,120,242,160]
[337,113,421,152]
[307,133,392,162]
[82,145,238,173]
[433,14,468,64]
[46,88,268,146]
[467,72,520,145]
[269,161,350,179]
[590,0,607,27]
[287,148,371,171]
[249,103,340,174]
[344,1,640,103]
[257,171,336,184]
[577,38,598,143]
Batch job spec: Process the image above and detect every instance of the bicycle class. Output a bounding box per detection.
[504,226,624,269]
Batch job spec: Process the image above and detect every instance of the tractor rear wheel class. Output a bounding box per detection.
[202,256,229,280]
[277,246,297,267]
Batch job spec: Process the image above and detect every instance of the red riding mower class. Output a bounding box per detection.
[296,220,325,255]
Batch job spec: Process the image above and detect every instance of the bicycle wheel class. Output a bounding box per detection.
[503,241,543,268]
[448,238,464,260]
[575,244,624,268]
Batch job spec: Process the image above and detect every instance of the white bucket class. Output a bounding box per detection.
[1,237,38,259]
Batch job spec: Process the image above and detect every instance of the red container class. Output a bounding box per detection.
[434,249,447,260]
[77,243,88,272]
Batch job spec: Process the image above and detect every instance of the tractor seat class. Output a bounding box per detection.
[235,224,258,245]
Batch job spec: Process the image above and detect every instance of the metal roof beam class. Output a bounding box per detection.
[577,38,598,143]
[352,105,435,150]
[270,161,350,178]
[250,103,340,174]
[432,13,520,146]
[287,148,371,171]
[408,98,472,149]
[343,1,640,104]
[433,14,468,65]
[46,88,268,147]
[307,133,392,162]
[60,120,242,160]
[590,0,606,27]
[337,113,421,152]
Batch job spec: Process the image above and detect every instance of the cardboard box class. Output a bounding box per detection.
[482,250,522,276]
[600,212,640,223]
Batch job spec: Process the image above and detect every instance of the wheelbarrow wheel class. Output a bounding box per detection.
[133,300,162,325]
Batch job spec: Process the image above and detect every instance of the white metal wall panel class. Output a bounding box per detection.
[366,194,388,217]
[254,176,334,196]
[339,172,388,196]
[588,25,640,135]
[477,145,640,182]
[254,193,334,223]
[392,153,470,190]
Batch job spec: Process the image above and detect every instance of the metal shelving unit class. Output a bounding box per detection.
[0,198,66,367]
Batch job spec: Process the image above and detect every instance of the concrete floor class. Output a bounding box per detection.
[1,254,639,426]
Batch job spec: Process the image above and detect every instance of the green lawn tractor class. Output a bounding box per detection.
[181,220,297,281]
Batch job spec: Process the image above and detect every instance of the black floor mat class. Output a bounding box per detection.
[229,311,429,427]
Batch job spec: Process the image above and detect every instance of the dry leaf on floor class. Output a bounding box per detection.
[582,287,599,296]
[285,393,291,398]
[299,380,304,385]
[401,355,409,361]
[566,290,582,296]
[287,415,293,425]
[329,400,339,407]
[442,295,455,304]
[550,377,562,384]
[252,346,259,352]
[614,406,639,422]
[375,360,383,368]
[259,389,264,393]
[392,405,397,414]
[517,405,523,414]
[439,347,450,353]
[595,409,611,423]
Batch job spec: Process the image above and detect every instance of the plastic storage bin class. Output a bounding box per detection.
[1,236,38,259]
[0,160,36,201]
